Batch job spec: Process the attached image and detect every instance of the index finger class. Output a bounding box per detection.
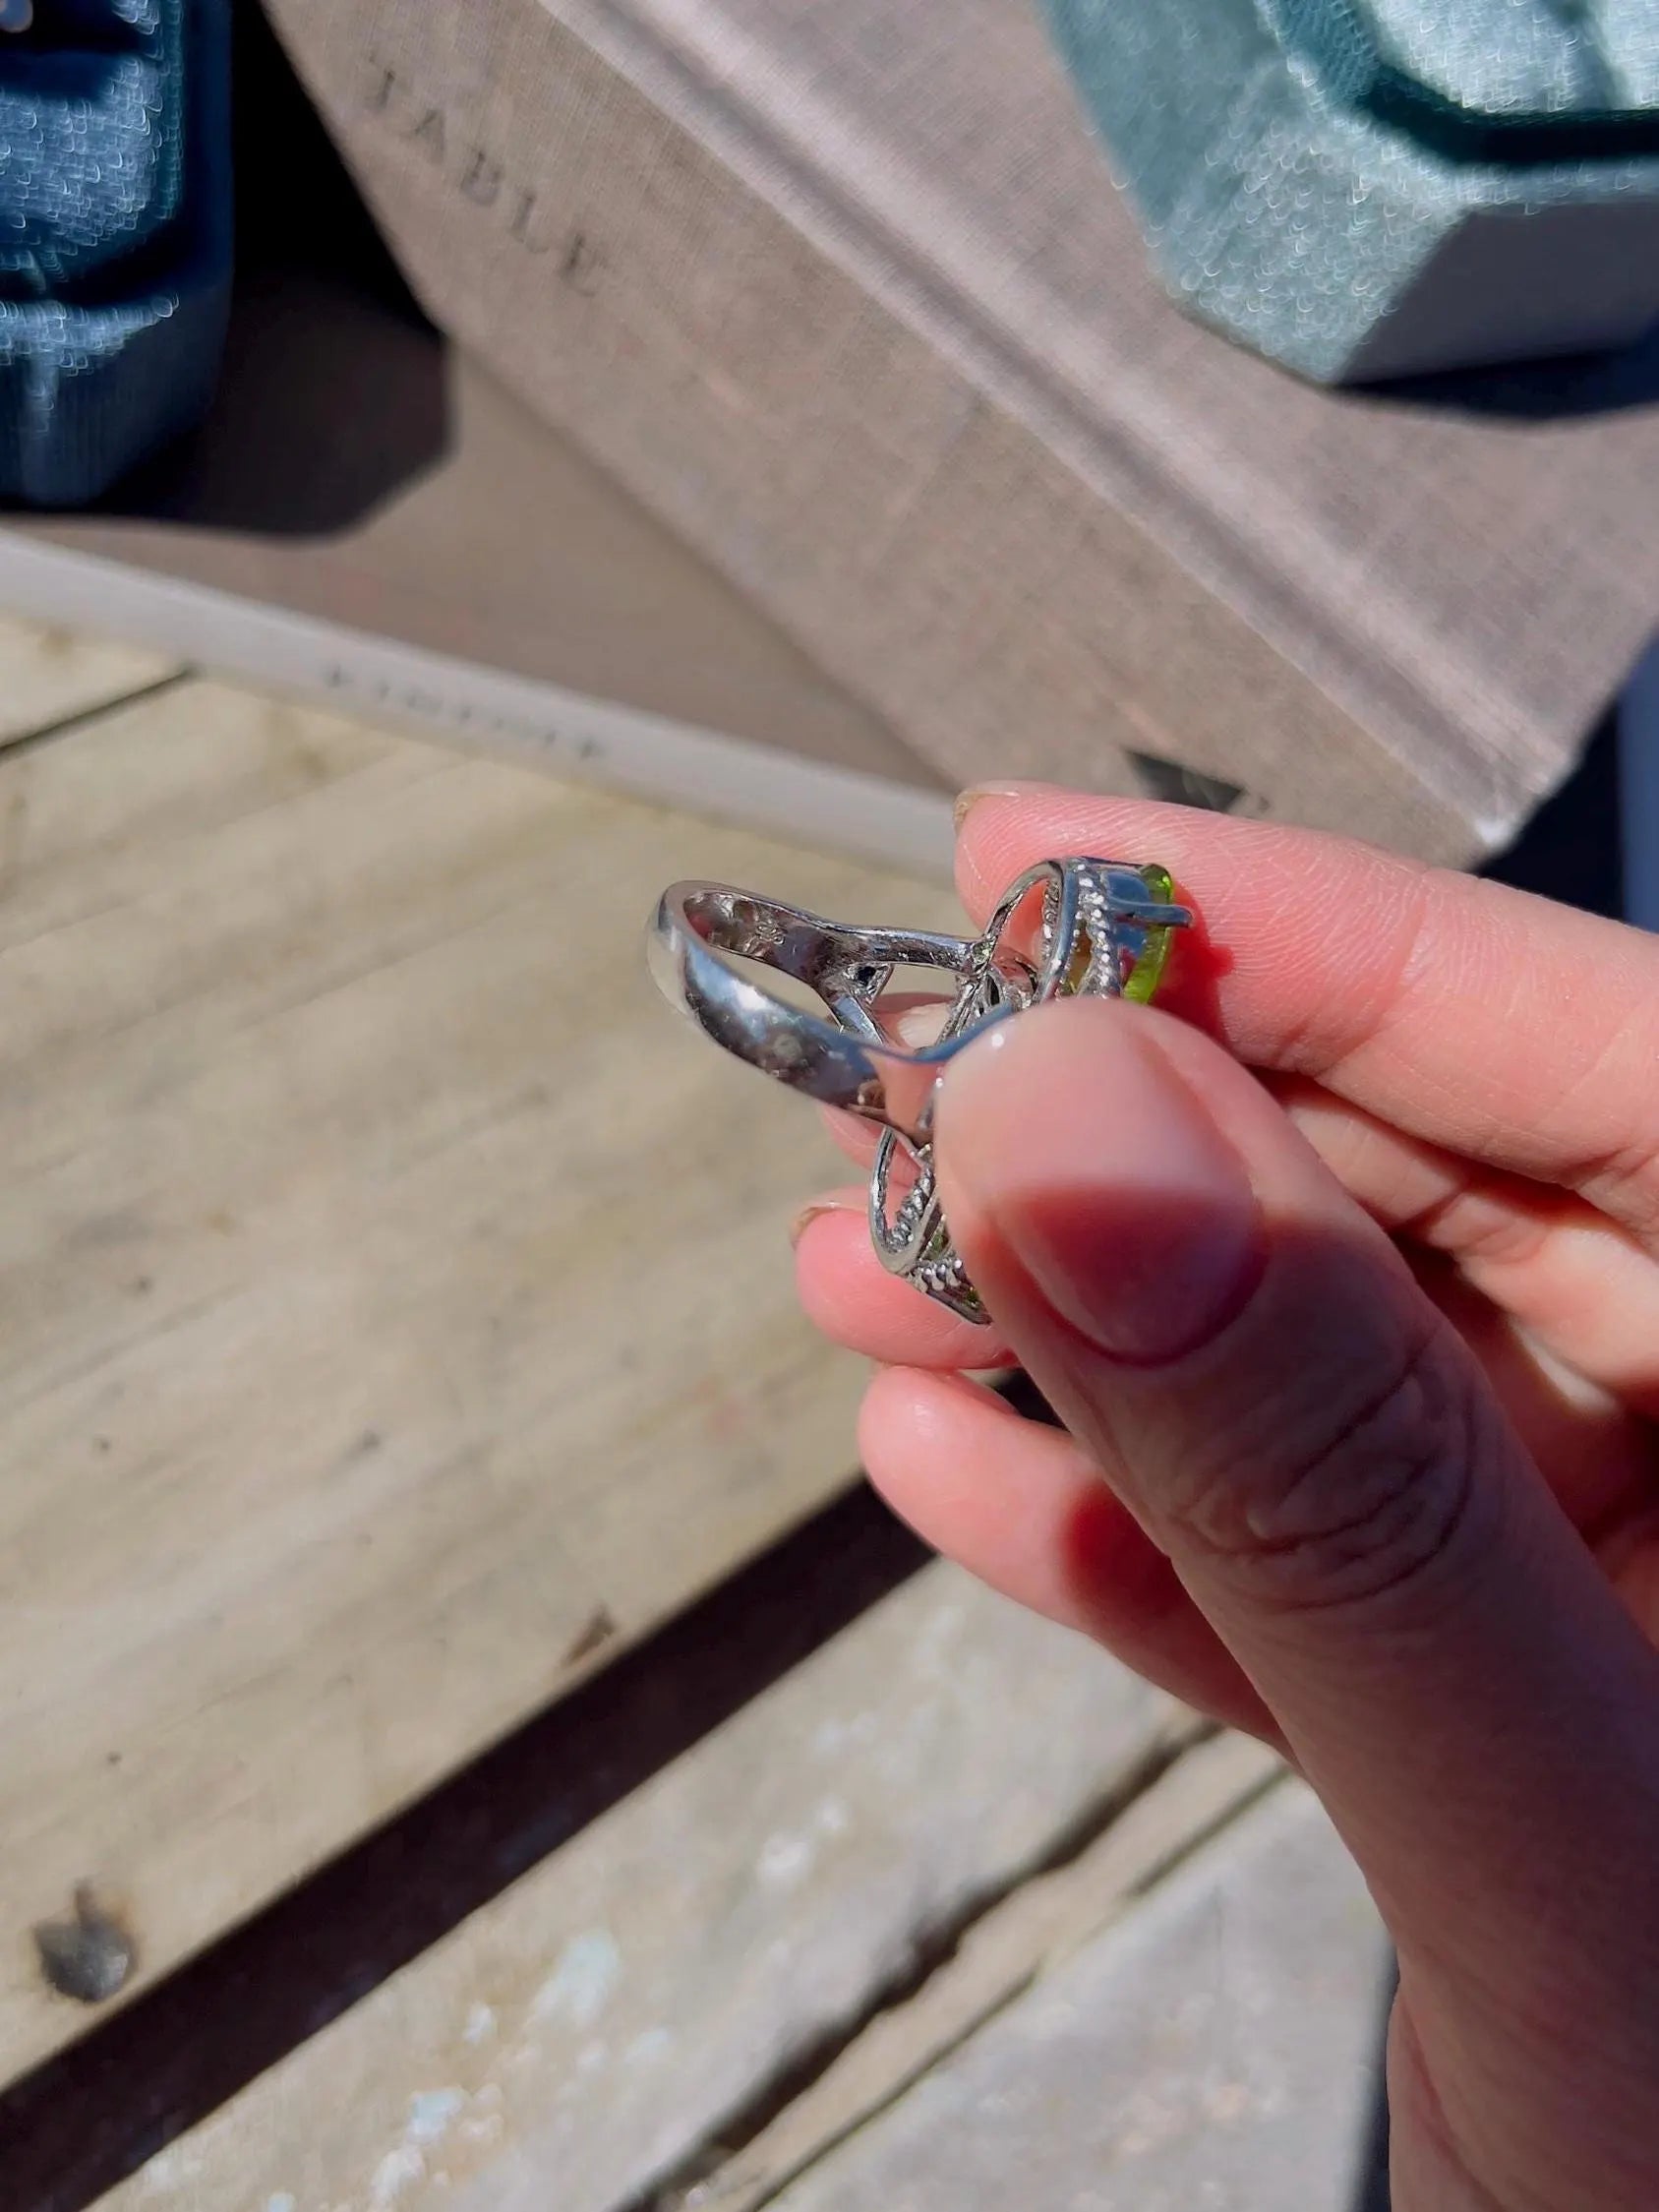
[958,787,1659,1242]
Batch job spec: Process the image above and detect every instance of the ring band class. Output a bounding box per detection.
[647,881,996,1145]
[648,860,1193,1320]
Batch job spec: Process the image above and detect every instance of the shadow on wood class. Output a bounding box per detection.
[0,1484,929,2212]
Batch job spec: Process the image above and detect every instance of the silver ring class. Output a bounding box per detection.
[648,860,1193,1322]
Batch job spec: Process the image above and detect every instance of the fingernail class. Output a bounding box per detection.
[790,1199,857,1248]
[936,1007,1260,1363]
[953,781,1058,833]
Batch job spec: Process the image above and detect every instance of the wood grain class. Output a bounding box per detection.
[0,616,178,748]
[95,1565,1192,2212]
[697,1730,1286,2212]
[768,1783,1389,2212]
[0,676,958,2085]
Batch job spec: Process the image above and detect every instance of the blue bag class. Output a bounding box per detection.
[1046,0,1659,381]
[0,0,232,506]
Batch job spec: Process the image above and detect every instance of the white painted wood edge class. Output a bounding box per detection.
[0,531,957,881]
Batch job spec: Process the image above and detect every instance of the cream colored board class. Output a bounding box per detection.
[768,1783,1389,2212]
[0,613,178,747]
[98,1565,1193,2212]
[0,676,958,2083]
[699,1730,1287,2212]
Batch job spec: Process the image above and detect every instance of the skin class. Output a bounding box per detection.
[794,786,1659,2212]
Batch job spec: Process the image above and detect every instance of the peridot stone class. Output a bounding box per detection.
[1124,864,1177,1004]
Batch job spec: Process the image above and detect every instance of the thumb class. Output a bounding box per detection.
[934,998,1659,1991]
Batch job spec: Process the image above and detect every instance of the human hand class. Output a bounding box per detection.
[794,789,1659,2212]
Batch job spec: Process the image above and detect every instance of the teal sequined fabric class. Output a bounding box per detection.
[1273,2,1659,120]
[0,1,185,292]
[1044,0,1659,381]
[0,0,231,505]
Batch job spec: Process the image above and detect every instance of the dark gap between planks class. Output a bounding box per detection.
[0,1473,953,2212]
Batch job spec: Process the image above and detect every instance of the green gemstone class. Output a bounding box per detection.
[1124,864,1176,1004]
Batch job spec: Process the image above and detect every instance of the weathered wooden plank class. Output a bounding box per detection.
[97,1566,1188,2212]
[0,677,962,2084]
[766,1783,1389,2212]
[0,614,178,747]
[697,1729,1286,2212]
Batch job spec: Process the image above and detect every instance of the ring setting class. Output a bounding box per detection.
[648,858,1193,1322]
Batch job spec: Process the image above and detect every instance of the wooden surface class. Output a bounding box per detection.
[767,1782,1389,2212]
[0,618,1391,2211]
[699,1728,1287,2212]
[0,657,958,2086]
[96,1567,1229,2212]
[0,618,177,748]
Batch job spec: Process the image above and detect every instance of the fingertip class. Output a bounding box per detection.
[953,786,1063,921]
[796,1204,1018,1368]
[859,1361,1021,1462]
[857,1364,1061,1549]
[792,1200,864,1313]
[935,997,1265,1368]
[954,789,1198,925]
[790,1191,863,1251]
[817,1104,882,1169]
